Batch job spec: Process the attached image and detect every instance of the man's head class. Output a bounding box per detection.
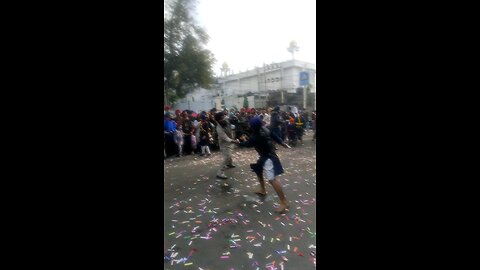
[214,112,225,122]
[249,117,263,132]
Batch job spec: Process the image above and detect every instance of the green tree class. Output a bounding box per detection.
[243,96,249,108]
[164,0,215,104]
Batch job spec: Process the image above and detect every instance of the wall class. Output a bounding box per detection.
[224,96,243,110]
[173,88,218,112]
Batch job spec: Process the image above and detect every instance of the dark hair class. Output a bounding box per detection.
[214,112,224,121]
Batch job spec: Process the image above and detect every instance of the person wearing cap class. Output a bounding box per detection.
[238,117,291,213]
[215,112,239,179]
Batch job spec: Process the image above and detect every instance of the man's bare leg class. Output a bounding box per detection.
[269,179,289,213]
[254,173,267,196]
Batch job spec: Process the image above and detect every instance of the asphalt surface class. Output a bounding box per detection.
[164,131,317,270]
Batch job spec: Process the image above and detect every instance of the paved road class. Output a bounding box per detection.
[164,131,317,270]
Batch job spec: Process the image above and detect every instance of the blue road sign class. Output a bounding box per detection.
[300,71,309,86]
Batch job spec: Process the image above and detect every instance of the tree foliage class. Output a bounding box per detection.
[164,0,215,104]
[243,96,249,108]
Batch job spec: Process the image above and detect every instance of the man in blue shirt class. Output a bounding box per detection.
[164,113,177,157]
[164,113,176,132]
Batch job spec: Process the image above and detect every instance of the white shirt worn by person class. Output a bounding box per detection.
[263,113,271,127]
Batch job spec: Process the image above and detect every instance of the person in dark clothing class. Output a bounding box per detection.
[312,111,316,141]
[182,114,195,155]
[237,111,250,140]
[198,115,212,156]
[303,110,310,130]
[238,117,291,213]
[294,113,306,144]
[286,116,297,145]
[207,112,219,151]
[280,111,289,141]
[269,106,283,146]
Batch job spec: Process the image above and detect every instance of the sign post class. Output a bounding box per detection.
[300,72,309,109]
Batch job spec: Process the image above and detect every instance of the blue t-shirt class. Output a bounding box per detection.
[164,119,176,133]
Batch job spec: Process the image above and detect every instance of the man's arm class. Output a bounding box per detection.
[271,130,284,145]
[238,135,255,147]
[271,130,291,149]
[217,126,235,143]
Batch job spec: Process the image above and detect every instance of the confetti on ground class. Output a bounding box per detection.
[164,132,316,269]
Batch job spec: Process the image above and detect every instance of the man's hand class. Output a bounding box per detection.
[283,143,291,149]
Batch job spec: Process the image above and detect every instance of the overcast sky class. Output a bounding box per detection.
[195,0,316,76]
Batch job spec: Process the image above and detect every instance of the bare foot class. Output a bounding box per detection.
[254,190,267,196]
[275,202,290,213]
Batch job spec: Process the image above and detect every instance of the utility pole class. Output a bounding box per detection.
[303,64,307,110]
[264,63,267,92]
[303,85,307,110]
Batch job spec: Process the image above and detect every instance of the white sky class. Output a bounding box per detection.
[194,0,316,76]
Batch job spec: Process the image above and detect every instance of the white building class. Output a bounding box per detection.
[173,59,316,112]
[219,60,315,96]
